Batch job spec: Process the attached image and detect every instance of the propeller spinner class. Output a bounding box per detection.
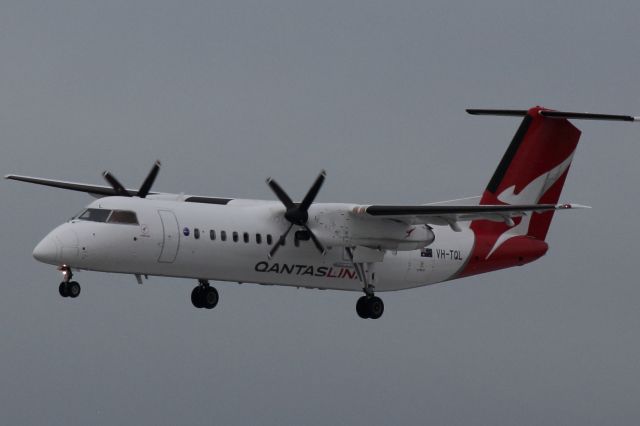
[266,170,327,258]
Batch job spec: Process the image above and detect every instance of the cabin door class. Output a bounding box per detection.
[157,210,180,263]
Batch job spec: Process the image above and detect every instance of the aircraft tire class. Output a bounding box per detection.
[356,296,369,319]
[59,282,69,298]
[191,287,204,308]
[67,281,81,298]
[367,296,384,319]
[202,287,219,309]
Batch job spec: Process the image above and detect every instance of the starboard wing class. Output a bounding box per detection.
[354,203,589,231]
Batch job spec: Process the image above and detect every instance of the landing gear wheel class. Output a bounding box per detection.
[367,296,384,319]
[59,282,69,298]
[355,296,384,319]
[67,281,81,298]
[356,296,369,319]
[191,284,219,310]
[191,286,204,308]
[202,287,219,309]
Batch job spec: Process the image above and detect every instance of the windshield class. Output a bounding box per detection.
[108,210,139,225]
[76,208,139,225]
[77,208,112,222]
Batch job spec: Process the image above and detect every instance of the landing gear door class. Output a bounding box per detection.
[158,210,180,263]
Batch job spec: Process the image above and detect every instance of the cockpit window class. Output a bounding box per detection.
[78,208,112,222]
[76,208,139,225]
[107,210,139,225]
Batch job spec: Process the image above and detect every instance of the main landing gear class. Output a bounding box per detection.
[345,247,385,319]
[191,280,219,310]
[356,295,384,319]
[58,265,81,298]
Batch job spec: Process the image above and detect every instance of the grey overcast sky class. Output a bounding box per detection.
[1,1,639,425]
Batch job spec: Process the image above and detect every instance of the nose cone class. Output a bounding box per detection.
[33,235,60,264]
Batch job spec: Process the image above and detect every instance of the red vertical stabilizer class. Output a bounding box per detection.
[460,106,581,278]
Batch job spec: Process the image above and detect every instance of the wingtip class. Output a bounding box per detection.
[557,203,591,209]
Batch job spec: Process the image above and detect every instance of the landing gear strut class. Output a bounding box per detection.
[345,247,385,319]
[191,280,219,310]
[58,265,81,298]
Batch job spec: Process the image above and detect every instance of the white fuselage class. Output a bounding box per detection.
[34,196,474,292]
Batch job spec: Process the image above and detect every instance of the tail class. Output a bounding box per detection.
[458,106,638,278]
[479,106,581,240]
[460,107,585,277]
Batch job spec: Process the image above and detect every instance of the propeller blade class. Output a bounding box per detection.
[266,177,295,210]
[299,170,326,212]
[102,171,131,197]
[304,225,326,255]
[138,160,161,198]
[266,171,327,257]
[268,223,294,259]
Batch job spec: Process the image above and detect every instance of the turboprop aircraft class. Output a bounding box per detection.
[6,107,638,318]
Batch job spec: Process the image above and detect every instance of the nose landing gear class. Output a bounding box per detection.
[191,280,219,310]
[58,265,81,298]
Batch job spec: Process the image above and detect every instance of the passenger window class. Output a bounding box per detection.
[256,234,262,244]
[108,210,139,225]
[266,234,273,245]
[243,232,249,243]
[194,228,200,239]
[79,208,112,223]
[210,230,216,240]
[221,231,227,242]
[232,231,238,242]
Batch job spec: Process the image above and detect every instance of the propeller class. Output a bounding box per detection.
[102,160,161,198]
[266,170,327,258]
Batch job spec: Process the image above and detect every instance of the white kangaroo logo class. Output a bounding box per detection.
[485,152,574,259]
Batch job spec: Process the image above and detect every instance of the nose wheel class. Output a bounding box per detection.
[58,266,81,298]
[191,280,219,310]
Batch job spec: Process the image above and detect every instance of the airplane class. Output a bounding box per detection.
[6,106,638,319]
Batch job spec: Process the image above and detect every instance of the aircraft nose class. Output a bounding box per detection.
[32,235,60,264]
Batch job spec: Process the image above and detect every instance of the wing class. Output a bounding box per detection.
[4,174,234,204]
[5,161,165,198]
[356,203,589,231]
[4,174,145,197]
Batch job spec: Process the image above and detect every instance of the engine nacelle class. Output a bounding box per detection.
[310,206,436,251]
[350,224,435,251]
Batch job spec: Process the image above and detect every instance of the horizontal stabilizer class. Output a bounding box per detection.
[467,109,529,117]
[467,108,640,122]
